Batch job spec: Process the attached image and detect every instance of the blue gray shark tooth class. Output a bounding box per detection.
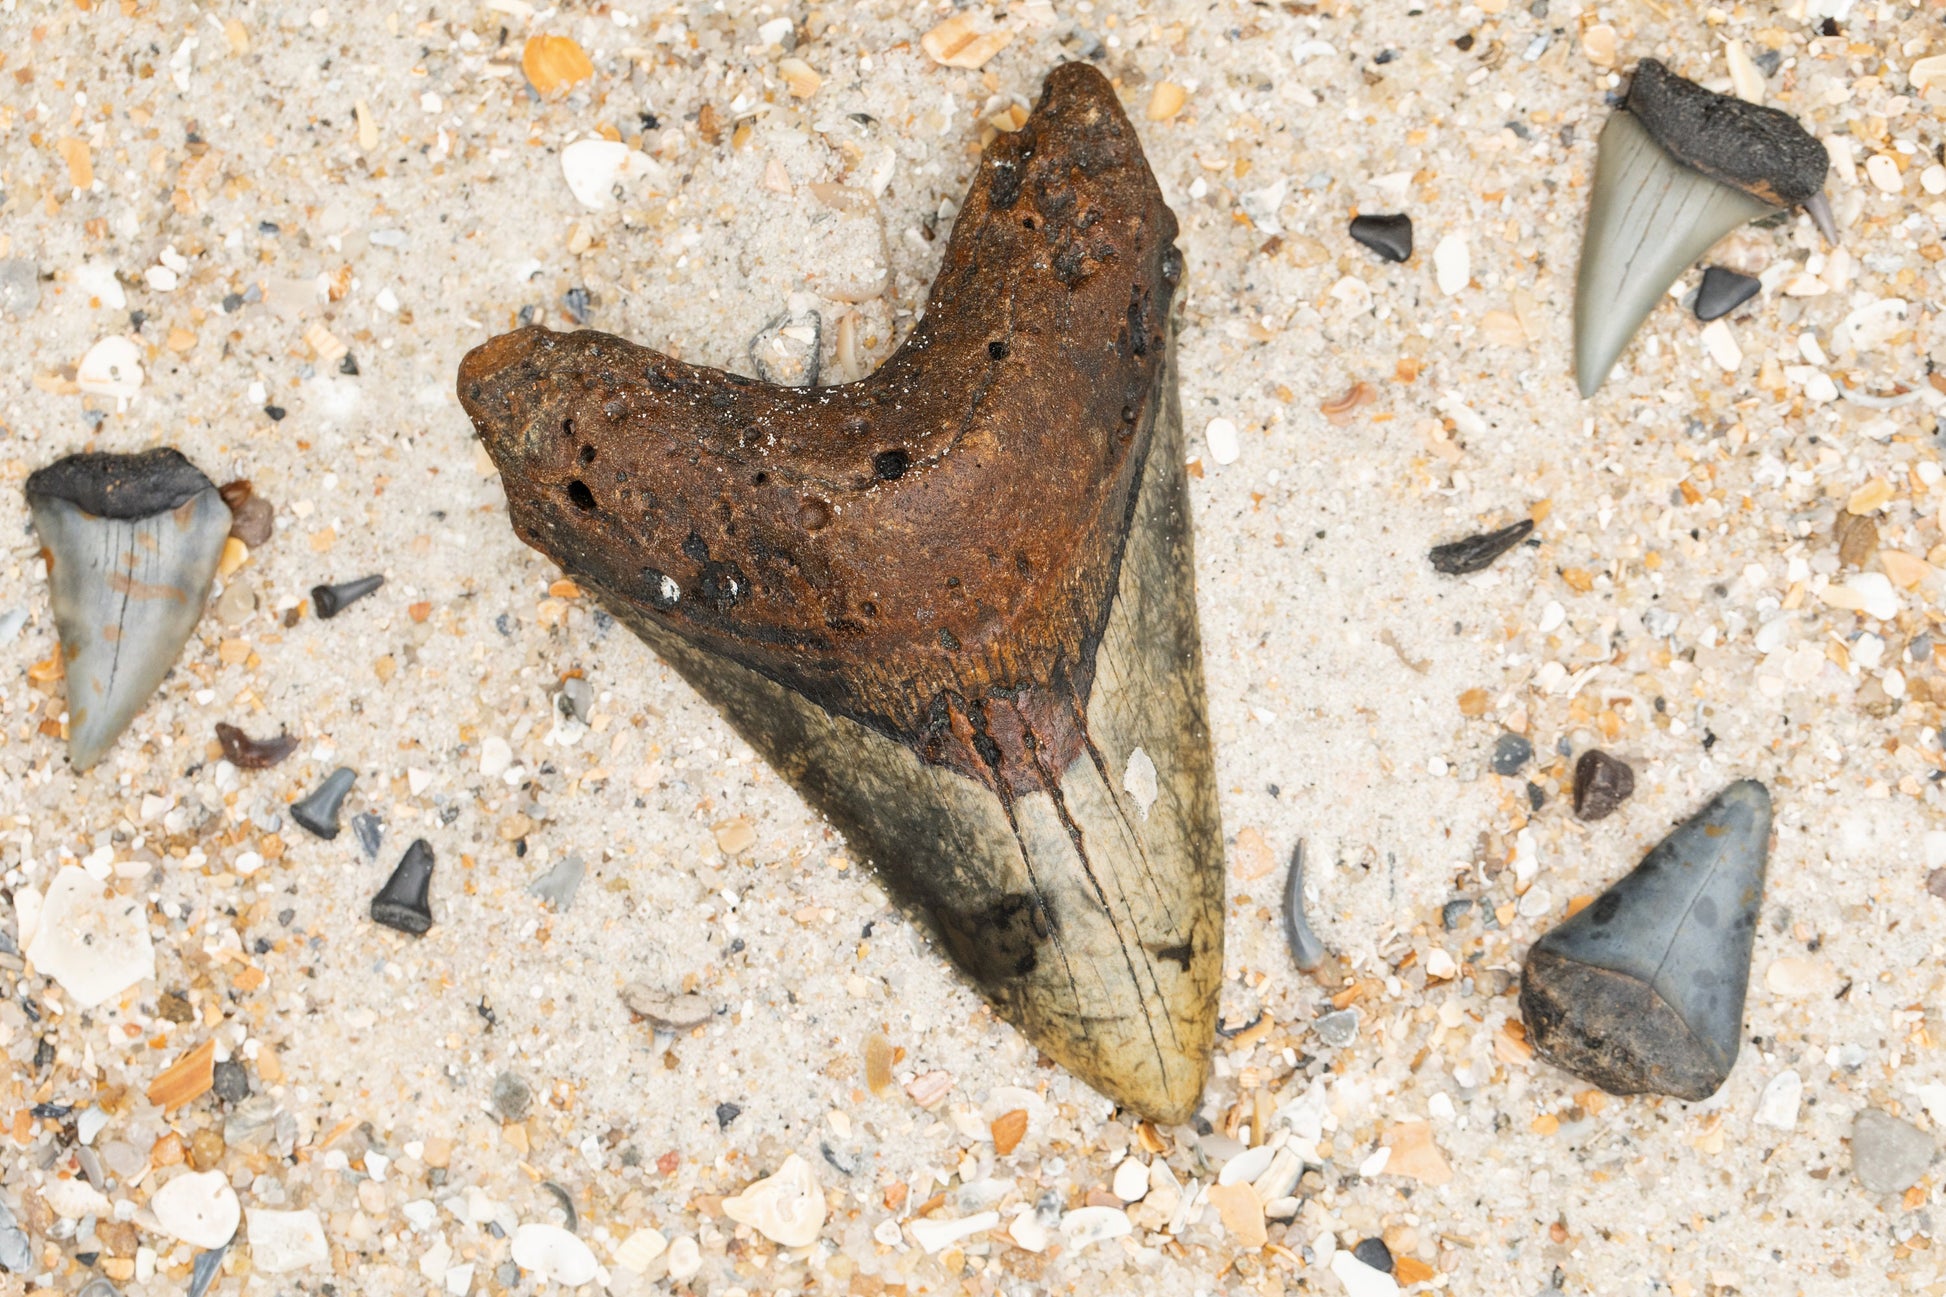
[1520,780,1772,1100]
[1575,59,1831,397]
[27,449,231,772]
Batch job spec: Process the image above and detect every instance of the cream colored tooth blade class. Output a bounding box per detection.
[1574,112,1775,397]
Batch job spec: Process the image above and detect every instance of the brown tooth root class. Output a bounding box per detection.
[458,62,1222,1122]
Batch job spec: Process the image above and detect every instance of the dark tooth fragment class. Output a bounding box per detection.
[216,723,298,769]
[371,839,436,935]
[1348,213,1414,263]
[352,810,385,859]
[1429,519,1534,576]
[1520,780,1771,1100]
[1491,732,1533,776]
[1627,60,1829,209]
[1281,841,1326,972]
[340,353,360,375]
[312,574,385,618]
[1693,266,1761,322]
[1353,1237,1395,1273]
[1571,750,1636,821]
[290,767,357,839]
[187,1245,228,1297]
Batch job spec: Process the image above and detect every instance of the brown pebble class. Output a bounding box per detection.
[1835,512,1878,568]
[1572,750,1635,821]
[216,722,298,769]
[1927,868,1946,900]
[188,1127,227,1170]
[991,1108,1028,1157]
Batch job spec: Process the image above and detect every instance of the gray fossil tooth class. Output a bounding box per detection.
[1520,779,1772,1100]
[26,449,232,772]
[1575,60,1831,397]
[1281,841,1326,972]
[290,767,358,840]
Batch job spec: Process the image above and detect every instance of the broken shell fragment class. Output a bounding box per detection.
[371,839,436,935]
[1429,518,1533,576]
[27,449,232,771]
[460,63,1220,1123]
[1520,780,1772,1100]
[290,767,357,840]
[24,865,156,1008]
[216,722,297,769]
[1692,266,1761,322]
[722,1154,827,1248]
[1575,60,1830,396]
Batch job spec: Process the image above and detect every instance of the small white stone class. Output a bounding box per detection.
[1700,319,1742,371]
[375,286,401,313]
[150,1170,241,1249]
[1121,747,1158,820]
[1865,153,1904,194]
[1723,39,1765,103]
[74,261,127,308]
[511,1223,598,1285]
[1112,1157,1150,1203]
[1846,573,1900,621]
[1205,417,1239,465]
[561,139,658,211]
[76,335,145,400]
[1537,600,1565,633]
[612,1227,667,1274]
[25,867,155,1008]
[480,735,513,778]
[1425,947,1458,981]
[721,1153,825,1248]
[1754,1070,1803,1130]
[42,1178,111,1220]
[444,1263,474,1295]
[1239,177,1289,236]
[910,1210,999,1254]
[1433,233,1469,295]
[1922,164,1946,196]
[144,265,180,292]
[1332,1249,1403,1297]
[1218,1144,1274,1186]
[1060,1205,1132,1252]
[248,1208,329,1273]
[665,1236,702,1281]
[1008,1211,1049,1253]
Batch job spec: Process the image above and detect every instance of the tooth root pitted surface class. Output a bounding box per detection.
[26,448,232,772]
[459,62,1221,1121]
[1574,59,1830,396]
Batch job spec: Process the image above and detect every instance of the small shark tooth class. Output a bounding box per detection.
[460,63,1221,1122]
[290,767,358,840]
[26,449,232,771]
[1520,780,1772,1100]
[1575,59,1830,396]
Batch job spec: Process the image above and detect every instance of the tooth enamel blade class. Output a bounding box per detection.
[27,449,232,772]
[1574,112,1775,397]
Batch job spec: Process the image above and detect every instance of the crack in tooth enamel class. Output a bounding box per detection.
[458,63,1221,1121]
[26,450,232,772]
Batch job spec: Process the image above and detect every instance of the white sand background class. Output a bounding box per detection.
[1,1,1944,1293]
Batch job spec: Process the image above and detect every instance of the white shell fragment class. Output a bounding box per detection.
[248,1208,330,1273]
[611,1227,667,1274]
[910,1210,999,1254]
[721,1153,825,1247]
[511,1223,599,1285]
[1205,417,1239,465]
[76,335,144,401]
[1121,747,1158,820]
[1060,1205,1133,1252]
[1332,1248,1403,1297]
[561,139,659,211]
[1112,1157,1150,1202]
[150,1170,241,1249]
[1754,1069,1803,1130]
[1433,233,1469,295]
[25,866,155,1008]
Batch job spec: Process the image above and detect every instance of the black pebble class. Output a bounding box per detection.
[1349,213,1414,263]
[1353,1237,1395,1273]
[1572,750,1636,821]
[371,839,436,936]
[1441,898,1474,930]
[715,1101,742,1130]
[352,810,384,859]
[564,286,593,324]
[339,353,360,375]
[1491,732,1534,776]
[1429,518,1534,575]
[312,573,385,618]
[290,767,357,840]
[221,293,243,313]
[491,1071,533,1123]
[212,1059,249,1104]
[1694,266,1761,322]
[264,405,286,421]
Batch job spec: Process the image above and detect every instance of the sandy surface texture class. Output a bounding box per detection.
[2,1,1945,1294]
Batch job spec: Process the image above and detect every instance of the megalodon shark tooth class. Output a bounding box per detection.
[458,62,1222,1122]
[1575,59,1832,397]
[1520,780,1772,1100]
[27,448,232,772]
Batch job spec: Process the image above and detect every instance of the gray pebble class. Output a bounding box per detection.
[1441,898,1475,930]
[0,259,39,318]
[1314,1008,1360,1049]
[527,854,586,911]
[212,1058,249,1104]
[559,676,593,723]
[0,1194,30,1272]
[1491,732,1533,776]
[491,1070,533,1123]
[352,810,384,859]
[1851,1108,1935,1194]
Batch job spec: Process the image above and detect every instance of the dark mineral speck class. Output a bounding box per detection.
[1429,519,1534,575]
[715,1102,742,1130]
[1491,732,1534,776]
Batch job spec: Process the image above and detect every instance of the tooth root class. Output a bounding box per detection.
[1520,780,1772,1100]
[26,449,232,772]
[1575,112,1775,397]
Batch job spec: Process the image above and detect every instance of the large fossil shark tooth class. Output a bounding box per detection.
[26,448,232,771]
[459,63,1221,1122]
[1520,779,1772,1100]
[1575,59,1832,397]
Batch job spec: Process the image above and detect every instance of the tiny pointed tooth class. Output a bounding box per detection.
[290,767,357,840]
[1574,112,1774,397]
[371,839,437,935]
[1281,842,1326,972]
[26,449,232,772]
[1803,191,1839,245]
[1520,780,1772,1100]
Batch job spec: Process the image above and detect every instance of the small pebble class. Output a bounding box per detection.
[1332,1250,1402,1297]
[1111,1157,1150,1203]
[721,1154,826,1247]
[1693,265,1760,321]
[911,1211,1000,1254]
[247,1208,329,1274]
[216,722,298,769]
[211,1059,249,1104]
[0,258,40,316]
[527,854,586,910]
[1851,1109,1935,1194]
[311,573,385,618]
[371,840,436,936]
[510,1223,598,1285]
[1348,213,1413,262]
[1490,732,1533,776]
[1315,1008,1361,1048]
[1060,1205,1133,1252]
[151,1170,241,1249]
[1353,1236,1395,1273]
[1571,750,1635,820]
[1433,232,1469,295]
[1429,519,1533,575]
[715,1102,742,1130]
[1754,1069,1802,1130]
[291,767,357,840]
[1205,417,1239,465]
[1440,898,1474,930]
[491,1071,532,1123]
[25,866,155,1008]
[620,983,715,1031]
[352,810,384,859]
[0,1196,31,1272]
